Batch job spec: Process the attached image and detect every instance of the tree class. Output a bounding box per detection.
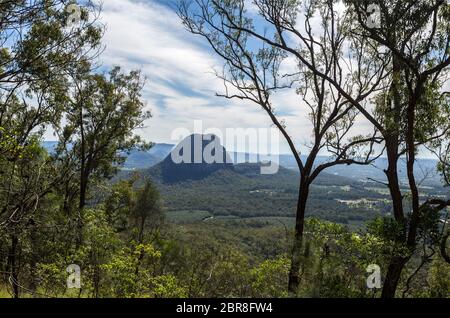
[132,180,164,279]
[432,136,450,265]
[0,0,102,87]
[99,178,164,297]
[0,0,102,297]
[55,66,151,244]
[344,0,450,297]
[178,0,386,295]
[179,0,450,297]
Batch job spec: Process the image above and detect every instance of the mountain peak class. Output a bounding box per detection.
[155,134,234,183]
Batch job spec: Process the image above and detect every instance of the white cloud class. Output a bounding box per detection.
[94,0,377,155]
[96,0,311,153]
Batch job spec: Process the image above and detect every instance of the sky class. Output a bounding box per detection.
[43,0,444,158]
[89,0,341,155]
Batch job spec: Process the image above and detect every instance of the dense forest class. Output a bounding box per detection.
[0,0,449,299]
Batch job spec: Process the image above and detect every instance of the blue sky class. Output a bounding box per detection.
[45,0,443,158]
[80,0,321,154]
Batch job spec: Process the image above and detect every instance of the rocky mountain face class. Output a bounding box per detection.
[152,134,234,183]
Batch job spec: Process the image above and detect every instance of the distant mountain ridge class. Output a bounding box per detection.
[42,141,174,170]
[112,135,446,225]
[123,143,174,169]
[43,139,443,186]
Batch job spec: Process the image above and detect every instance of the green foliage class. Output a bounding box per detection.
[149,275,187,298]
[100,243,161,298]
[145,164,389,225]
[1,0,449,300]
[428,258,450,298]
[250,257,290,298]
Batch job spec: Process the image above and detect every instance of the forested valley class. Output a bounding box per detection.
[0,0,449,299]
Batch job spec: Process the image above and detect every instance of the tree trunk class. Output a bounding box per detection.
[76,171,89,246]
[7,233,20,298]
[134,217,147,280]
[381,53,408,297]
[93,263,100,298]
[79,171,88,210]
[29,223,38,297]
[382,138,407,298]
[382,82,423,298]
[384,138,405,226]
[405,83,424,247]
[77,113,87,246]
[288,177,310,296]
[381,256,408,298]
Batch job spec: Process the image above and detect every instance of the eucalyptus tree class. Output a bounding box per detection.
[0,0,103,231]
[55,66,151,244]
[0,0,102,297]
[132,180,164,283]
[435,141,450,187]
[344,0,450,297]
[431,136,450,265]
[178,0,387,295]
[0,0,102,122]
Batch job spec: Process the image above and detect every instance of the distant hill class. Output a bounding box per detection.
[281,155,442,187]
[114,135,447,226]
[148,143,174,158]
[231,152,443,187]
[44,139,443,187]
[122,150,161,169]
[42,141,175,170]
[149,134,233,183]
[141,160,390,224]
[123,143,174,170]
[135,135,382,224]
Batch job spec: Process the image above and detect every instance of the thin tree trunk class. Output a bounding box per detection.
[77,105,86,246]
[382,83,424,298]
[288,177,310,296]
[384,140,405,226]
[134,217,146,279]
[76,171,89,246]
[29,222,38,297]
[381,52,409,297]
[405,83,424,247]
[7,233,20,298]
[381,256,409,298]
[382,141,407,298]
